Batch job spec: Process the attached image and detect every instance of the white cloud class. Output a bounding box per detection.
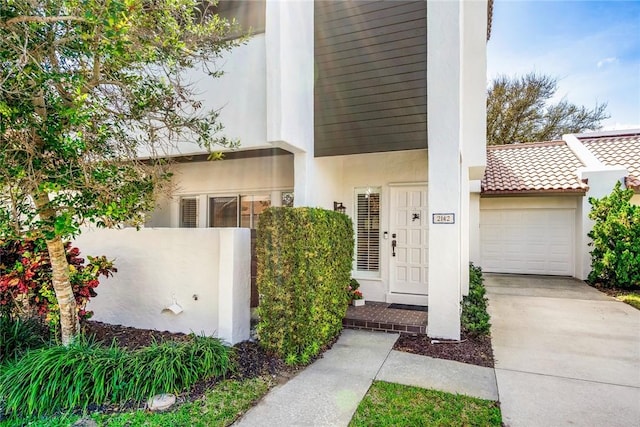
[597,57,617,68]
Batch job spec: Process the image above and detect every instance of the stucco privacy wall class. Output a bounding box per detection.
[146,154,294,227]
[74,228,251,344]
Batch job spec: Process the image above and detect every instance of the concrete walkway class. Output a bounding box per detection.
[486,274,640,427]
[234,329,498,426]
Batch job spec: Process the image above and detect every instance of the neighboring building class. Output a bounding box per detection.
[146,0,490,340]
[477,129,640,280]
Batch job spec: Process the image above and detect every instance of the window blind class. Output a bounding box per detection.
[180,198,197,228]
[356,192,380,271]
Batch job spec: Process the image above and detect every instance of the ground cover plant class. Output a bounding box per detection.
[0,334,232,419]
[256,207,354,365]
[0,321,291,425]
[0,316,48,363]
[0,377,272,427]
[349,381,502,427]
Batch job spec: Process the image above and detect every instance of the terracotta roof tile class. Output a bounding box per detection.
[482,141,587,194]
[579,132,640,190]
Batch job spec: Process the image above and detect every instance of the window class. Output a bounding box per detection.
[203,0,266,35]
[206,193,271,229]
[355,188,380,274]
[180,198,198,228]
[209,196,238,227]
[240,195,271,228]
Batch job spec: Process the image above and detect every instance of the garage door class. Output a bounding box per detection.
[480,208,575,276]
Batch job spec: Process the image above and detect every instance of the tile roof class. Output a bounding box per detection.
[579,131,640,190]
[482,141,588,194]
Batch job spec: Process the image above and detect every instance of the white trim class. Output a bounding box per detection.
[173,186,293,197]
[388,181,428,187]
[386,293,428,306]
[571,128,640,139]
[563,134,604,168]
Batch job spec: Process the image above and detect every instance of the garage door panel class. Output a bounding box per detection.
[480,208,575,276]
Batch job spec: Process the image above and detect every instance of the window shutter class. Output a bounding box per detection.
[180,198,197,228]
[356,192,380,271]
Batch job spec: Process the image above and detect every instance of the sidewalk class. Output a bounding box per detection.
[234,329,498,427]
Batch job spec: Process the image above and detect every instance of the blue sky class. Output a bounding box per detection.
[487,0,640,130]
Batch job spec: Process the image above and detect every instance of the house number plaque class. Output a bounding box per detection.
[432,213,455,224]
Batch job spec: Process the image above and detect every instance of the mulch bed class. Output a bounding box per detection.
[393,330,495,368]
[83,320,292,382]
[588,283,637,299]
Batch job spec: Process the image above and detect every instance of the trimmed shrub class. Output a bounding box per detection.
[588,182,640,288]
[461,264,491,337]
[0,316,48,364]
[0,335,232,418]
[256,207,354,365]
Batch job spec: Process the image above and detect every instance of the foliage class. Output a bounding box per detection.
[0,238,115,328]
[588,182,640,288]
[349,381,502,427]
[461,264,491,337]
[0,316,48,364]
[0,335,233,419]
[0,377,272,427]
[487,73,609,145]
[256,207,354,365]
[348,278,363,301]
[0,0,241,343]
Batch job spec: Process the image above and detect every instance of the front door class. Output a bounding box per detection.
[389,185,429,295]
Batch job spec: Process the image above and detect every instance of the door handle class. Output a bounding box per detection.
[391,239,396,257]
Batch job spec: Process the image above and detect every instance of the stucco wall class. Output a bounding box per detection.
[632,194,640,205]
[74,228,250,344]
[175,35,268,155]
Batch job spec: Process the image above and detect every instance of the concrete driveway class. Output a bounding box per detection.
[485,274,640,427]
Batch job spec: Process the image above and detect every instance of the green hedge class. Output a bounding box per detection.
[588,182,640,288]
[461,264,491,337]
[256,207,354,365]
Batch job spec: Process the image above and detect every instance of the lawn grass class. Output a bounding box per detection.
[0,377,272,427]
[349,381,502,427]
[617,292,640,310]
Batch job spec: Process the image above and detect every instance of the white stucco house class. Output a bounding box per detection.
[477,129,640,280]
[130,0,490,340]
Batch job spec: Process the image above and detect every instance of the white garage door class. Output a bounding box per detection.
[480,208,575,276]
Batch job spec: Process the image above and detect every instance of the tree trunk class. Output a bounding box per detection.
[33,192,80,345]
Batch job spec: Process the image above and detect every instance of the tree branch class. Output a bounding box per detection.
[4,16,86,26]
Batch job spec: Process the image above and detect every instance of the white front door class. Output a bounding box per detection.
[389,186,429,295]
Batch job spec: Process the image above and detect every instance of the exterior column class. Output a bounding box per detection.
[427,0,462,340]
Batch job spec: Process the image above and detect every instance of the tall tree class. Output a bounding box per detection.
[487,73,609,145]
[0,0,240,344]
